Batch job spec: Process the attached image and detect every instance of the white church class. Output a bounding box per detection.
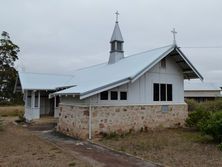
[15,14,203,139]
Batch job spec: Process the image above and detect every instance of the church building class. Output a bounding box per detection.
[15,14,203,139]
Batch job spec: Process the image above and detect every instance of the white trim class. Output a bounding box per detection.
[176,48,203,80]
[80,80,129,99]
[131,47,175,83]
[38,91,40,109]
[59,102,187,107]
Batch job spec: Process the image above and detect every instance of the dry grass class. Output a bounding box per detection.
[98,128,222,167]
[0,118,91,167]
[0,106,24,117]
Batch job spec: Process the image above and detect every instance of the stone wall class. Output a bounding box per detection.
[57,104,89,139]
[57,104,188,139]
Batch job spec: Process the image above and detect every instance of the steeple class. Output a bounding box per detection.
[108,11,124,64]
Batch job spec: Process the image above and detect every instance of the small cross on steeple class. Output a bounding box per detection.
[115,11,119,23]
[171,28,177,45]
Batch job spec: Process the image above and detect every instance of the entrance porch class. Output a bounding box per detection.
[24,90,60,121]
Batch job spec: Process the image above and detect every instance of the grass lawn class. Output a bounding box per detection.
[0,105,24,117]
[98,128,222,167]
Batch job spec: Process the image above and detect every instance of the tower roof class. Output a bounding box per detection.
[110,22,124,42]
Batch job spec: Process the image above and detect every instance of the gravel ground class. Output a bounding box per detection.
[0,117,90,167]
[0,117,158,167]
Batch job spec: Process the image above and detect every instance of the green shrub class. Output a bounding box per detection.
[186,98,222,113]
[185,99,199,112]
[185,109,211,128]
[199,112,222,143]
[198,99,222,113]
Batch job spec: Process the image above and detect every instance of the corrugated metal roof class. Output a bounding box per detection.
[54,45,173,96]
[18,72,74,90]
[110,22,124,42]
[18,44,203,99]
[184,81,221,91]
[54,45,202,98]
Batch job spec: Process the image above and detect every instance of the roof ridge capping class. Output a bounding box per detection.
[124,44,174,59]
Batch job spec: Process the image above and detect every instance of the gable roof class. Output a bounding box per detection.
[51,44,203,99]
[184,81,221,91]
[17,44,203,99]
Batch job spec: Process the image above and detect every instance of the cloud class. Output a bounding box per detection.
[1,0,222,83]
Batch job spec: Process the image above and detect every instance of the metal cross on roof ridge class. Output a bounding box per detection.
[115,11,119,23]
[171,28,177,45]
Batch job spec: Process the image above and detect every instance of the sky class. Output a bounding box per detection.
[1,0,222,84]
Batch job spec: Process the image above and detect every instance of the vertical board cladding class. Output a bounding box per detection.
[57,103,188,140]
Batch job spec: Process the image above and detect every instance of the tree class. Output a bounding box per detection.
[0,31,22,105]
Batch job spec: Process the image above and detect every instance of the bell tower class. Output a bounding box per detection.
[108,11,124,64]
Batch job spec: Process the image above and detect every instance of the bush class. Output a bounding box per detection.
[186,98,222,113]
[185,99,199,112]
[198,112,222,143]
[199,99,222,113]
[185,109,211,128]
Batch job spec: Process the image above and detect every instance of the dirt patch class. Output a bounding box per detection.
[39,130,158,167]
[0,118,90,167]
[0,117,156,167]
[98,128,222,167]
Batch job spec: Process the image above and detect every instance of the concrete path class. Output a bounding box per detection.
[30,125,161,167]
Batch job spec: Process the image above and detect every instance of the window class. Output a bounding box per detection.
[111,91,118,100]
[120,92,127,100]
[167,84,173,101]
[56,96,60,107]
[111,42,115,51]
[34,91,39,108]
[117,42,122,51]
[160,84,166,101]
[153,83,159,101]
[161,58,166,68]
[153,83,172,102]
[100,91,108,100]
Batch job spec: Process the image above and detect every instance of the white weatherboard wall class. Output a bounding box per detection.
[60,55,184,105]
[24,90,40,120]
[127,56,184,104]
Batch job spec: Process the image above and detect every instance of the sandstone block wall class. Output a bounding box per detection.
[57,104,89,139]
[57,104,188,139]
